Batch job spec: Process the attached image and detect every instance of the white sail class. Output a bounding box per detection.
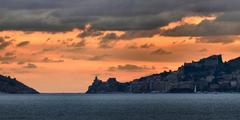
[194,85,197,93]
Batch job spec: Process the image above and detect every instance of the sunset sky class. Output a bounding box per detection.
[1,0,240,93]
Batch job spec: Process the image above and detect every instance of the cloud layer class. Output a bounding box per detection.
[108,64,155,72]
[1,0,240,35]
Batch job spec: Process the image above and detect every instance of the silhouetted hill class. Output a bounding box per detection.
[86,77,130,93]
[87,55,240,93]
[0,75,39,94]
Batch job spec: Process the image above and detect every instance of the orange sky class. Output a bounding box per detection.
[1,16,240,93]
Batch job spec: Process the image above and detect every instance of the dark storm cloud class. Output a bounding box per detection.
[99,30,159,48]
[119,30,159,40]
[162,20,240,36]
[0,0,180,31]
[1,0,240,40]
[77,25,103,38]
[162,8,240,36]
[99,33,118,48]
[1,0,240,32]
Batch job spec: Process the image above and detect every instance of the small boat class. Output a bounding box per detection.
[194,85,197,93]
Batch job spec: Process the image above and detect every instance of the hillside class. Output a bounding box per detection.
[0,75,39,94]
[87,55,240,93]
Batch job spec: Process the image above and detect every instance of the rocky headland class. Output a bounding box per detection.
[0,75,39,94]
[87,55,240,93]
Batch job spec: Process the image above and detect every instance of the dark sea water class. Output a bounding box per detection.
[0,94,240,120]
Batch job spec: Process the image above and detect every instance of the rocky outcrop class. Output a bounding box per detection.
[87,55,240,93]
[0,75,39,94]
[86,77,130,93]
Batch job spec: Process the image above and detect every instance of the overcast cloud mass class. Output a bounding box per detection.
[0,0,239,36]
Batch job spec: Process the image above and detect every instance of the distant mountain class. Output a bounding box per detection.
[0,75,39,94]
[87,55,240,93]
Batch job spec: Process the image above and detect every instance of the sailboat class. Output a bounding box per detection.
[194,85,197,93]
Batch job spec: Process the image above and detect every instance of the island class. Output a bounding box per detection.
[87,55,240,93]
[0,75,39,94]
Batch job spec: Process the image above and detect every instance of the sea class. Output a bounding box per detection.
[0,93,240,120]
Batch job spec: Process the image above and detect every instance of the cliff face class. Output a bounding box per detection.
[0,75,39,94]
[87,55,240,93]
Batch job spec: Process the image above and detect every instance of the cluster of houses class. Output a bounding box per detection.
[87,55,240,93]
